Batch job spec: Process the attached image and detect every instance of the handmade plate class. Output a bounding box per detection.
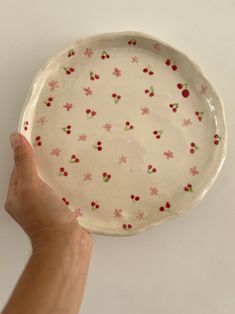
[18,31,227,236]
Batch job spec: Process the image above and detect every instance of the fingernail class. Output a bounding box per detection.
[10,133,22,151]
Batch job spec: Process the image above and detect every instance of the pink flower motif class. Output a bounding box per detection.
[83,172,92,181]
[63,102,73,111]
[153,43,161,51]
[201,84,207,94]
[36,116,48,126]
[150,187,159,196]
[78,134,87,141]
[103,123,112,132]
[118,155,127,164]
[182,118,192,126]
[113,208,122,218]
[84,87,93,96]
[48,80,59,91]
[83,48,94,57]
[113,67,122,77]
[50,148,61,156]
[190,166,199,176]
[141,106,150,115]
[136,212,144,221]
[131,56,139,63]
[73,208,83,218]
[163,150,174,159]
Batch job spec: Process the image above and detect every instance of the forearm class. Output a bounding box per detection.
[2,228,92,314]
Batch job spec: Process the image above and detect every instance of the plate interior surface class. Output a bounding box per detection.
[19,32,226,236]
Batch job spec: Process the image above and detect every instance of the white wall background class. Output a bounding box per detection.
[0,0,234,313]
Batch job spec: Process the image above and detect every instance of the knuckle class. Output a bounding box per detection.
[14,146,32,164]
[14,147,28,162]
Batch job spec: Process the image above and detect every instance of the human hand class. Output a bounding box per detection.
[5,133,92,251]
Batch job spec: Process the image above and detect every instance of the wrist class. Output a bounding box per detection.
[30,223,86,254]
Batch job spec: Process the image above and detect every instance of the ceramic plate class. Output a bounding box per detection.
[18,31,227,236]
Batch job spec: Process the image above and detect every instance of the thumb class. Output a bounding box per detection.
[10,133,38,184]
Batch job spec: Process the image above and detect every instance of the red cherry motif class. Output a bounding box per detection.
[69,154,80,163]
[68,49,75,57]
[177,82,190,98]
[100,50,110,59]
[153,130,163,139]
[59,167,69,176]
[159,202,171,212]
[131,194,140,203]
[62,197,69,206]
[102,172,111,182]
[165,59,171,66]
[165,59,177,71]
[169,103,179,113]
[112,93,121,104]
[34,136,42,147]
[62,125,72,134]
[182,89,189,98]
[23,121,29,131]
[91,201,100,210]
[165,202,171,209]
[189,142,199,154]
[128,39,136,45]
[147,164,157,174]
[122,223,132,230]
[214,134,221,145]
[63,66,75,75]
[145,86,155,97]
[86,108,96,119]
[125,121,134,131]
[89,71,100,80]
[142,65,155,76]
[44,97,53,107]
[93,141,103,151]
[183,184,193,192]
[195,111,204,122]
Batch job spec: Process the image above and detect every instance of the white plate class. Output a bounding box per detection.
[18,31,227,236]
